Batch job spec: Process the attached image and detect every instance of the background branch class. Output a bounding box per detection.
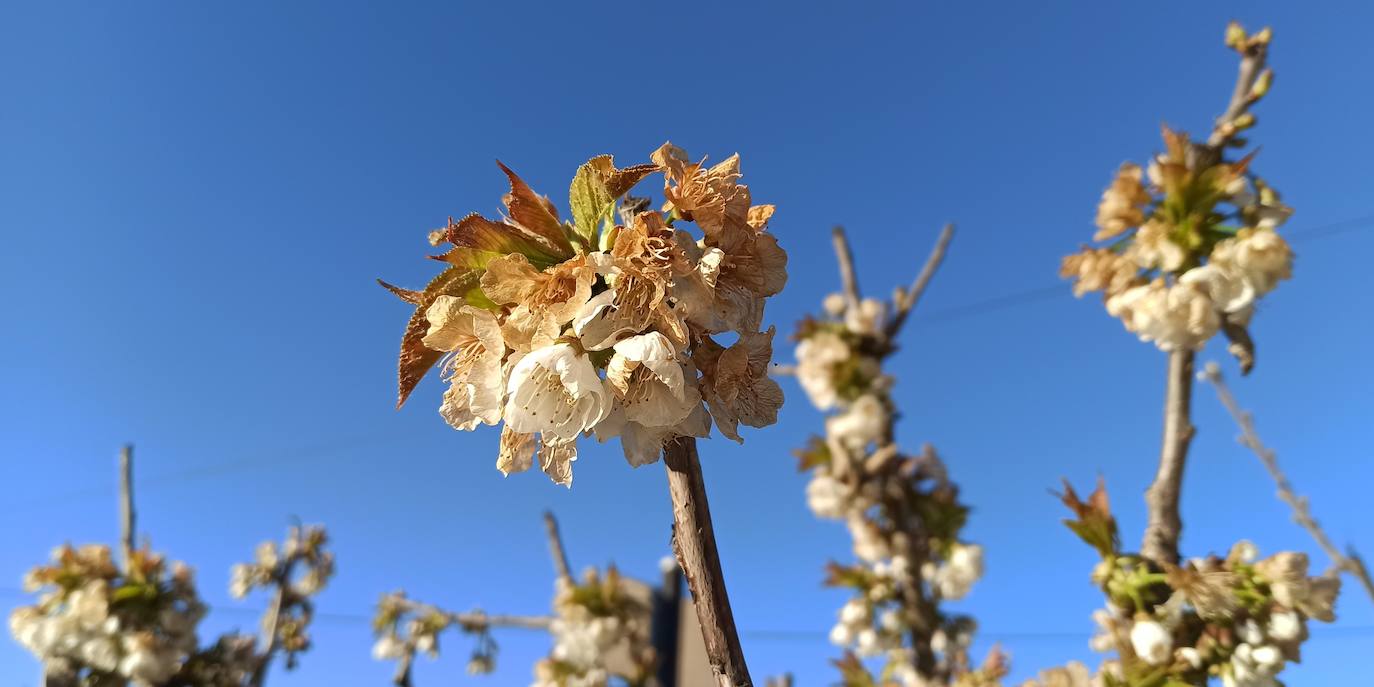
[1142,349,1195,565]
[664,437,751,687]
[885,224,956,342]
[1208,29,1270,149]
[831,226,863,313]
[543,511,574,584]
[119,444,135,573]
[1200,362,1374,602]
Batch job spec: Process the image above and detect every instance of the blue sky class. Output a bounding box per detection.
[3,2,1372,685]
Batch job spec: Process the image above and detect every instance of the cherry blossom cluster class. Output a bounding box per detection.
[533,566,655,687]
[1045,482,1340,687]
[793,290,999,687]
[228,525,335,671]
[9,526,332,687]
[371,591,503,681]
[1061,24,1291,370]
[384,143,787,485]
[370,565,654,687]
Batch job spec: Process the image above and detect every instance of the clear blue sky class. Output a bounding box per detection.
[3,2,1372,685]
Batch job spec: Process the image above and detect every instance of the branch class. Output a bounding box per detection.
[663,437,751,687]
[251,529,302,687]
[543,511,574,584]
[1142,349,1196,566]
[118,444,135,573]
[1208,26,1270,150]
[831,226,863,314]
[884,223,955,342]
[1200,362,1374,603]
[394,596,554,631]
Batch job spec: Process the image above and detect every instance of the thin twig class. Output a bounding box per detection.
[543,511,574,584]
[1142,349,1196,565]
[831,226,863,314]
[118,444,135,573]
[1208,33,1269,149]
[1200,362,1374,602]
[663,437,751,687]
[392,596,554,631]
[251,529,301,687]
[885,224,956,342]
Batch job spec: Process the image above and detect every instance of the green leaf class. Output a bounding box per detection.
[568,155,656,248]
[569,156,617,248]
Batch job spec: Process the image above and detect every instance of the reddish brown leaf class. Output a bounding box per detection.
[605,163,657,198]
[395,266,483,409]
[376,278,422,305]
[439,212,564,268]
[496,161,572,258]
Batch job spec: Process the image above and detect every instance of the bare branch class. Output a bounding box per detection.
[1200,362,1374,603]
[885,224,956,342]
[663,437,751,687]
[543,511,574,584]
[831,226,863,314]
[1142,349,1196,566]
[118,444,135,573]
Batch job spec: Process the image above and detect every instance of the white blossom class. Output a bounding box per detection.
[1129,619,1173,666]
[796,331,851,410]
[805,474,854,519]
[825,394,887,452]
[504,344,612,442]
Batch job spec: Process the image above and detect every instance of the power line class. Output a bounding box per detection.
[1,430,411,513]
[914,213,1374,326]
[7,216,1373,508]
[4,585,1370,643]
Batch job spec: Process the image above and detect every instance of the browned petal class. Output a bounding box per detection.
[746,204,775,230]
[538,438,577,486]
[480,253,545,305]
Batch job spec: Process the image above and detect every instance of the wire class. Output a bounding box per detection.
[3,585,1370,642]
[913,213,1374,326]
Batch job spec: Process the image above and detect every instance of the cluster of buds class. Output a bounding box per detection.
[793,285,996,686]
[10,544,209,685]
[533,566,655,687]
[1050,481,1340,687]
[384,143,787,485]
[228,525,334,670]
[1061,23,1290,372]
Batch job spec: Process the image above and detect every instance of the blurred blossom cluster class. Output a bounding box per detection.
[1044,482,1340,687]
[229,525,335,670]
[794,283,1000,687]
[371,564,654,687]
[385,143,787,485]
[1061,24,1290,371]
[534,567,655,687]
[10,526,331,687]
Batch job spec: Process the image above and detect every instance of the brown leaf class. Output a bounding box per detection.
[395,266,483,409]
[496,161,573,258]
[605,163,657,198]
[1221,317,1256,375]
[376,279,422,305]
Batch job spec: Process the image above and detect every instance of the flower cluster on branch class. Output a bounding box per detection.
[1035,481,1340,687]
[384,143,787,485]
[371,565,654,687]
[9,526,332,687]
[792,237,1005,687]
[1061,24,1290,372]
